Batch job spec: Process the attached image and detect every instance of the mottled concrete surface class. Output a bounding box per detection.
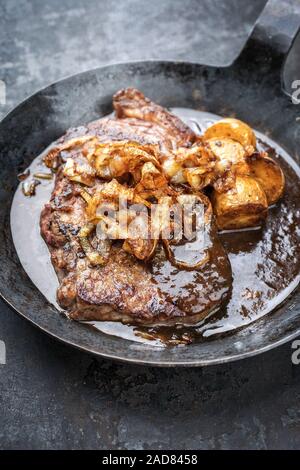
[1,0,300,450]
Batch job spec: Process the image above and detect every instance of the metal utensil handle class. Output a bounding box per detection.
[236,0,300,71]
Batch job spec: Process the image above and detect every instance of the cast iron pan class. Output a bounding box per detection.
[1,0,300,366]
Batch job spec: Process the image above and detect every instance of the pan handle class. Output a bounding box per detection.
[235,0,300,78]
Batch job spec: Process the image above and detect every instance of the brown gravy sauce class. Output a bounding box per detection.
[10,109,300,346]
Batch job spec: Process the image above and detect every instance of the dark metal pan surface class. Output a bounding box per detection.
[1,0,300,366]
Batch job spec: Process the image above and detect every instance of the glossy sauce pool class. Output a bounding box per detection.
[10,109,300,346]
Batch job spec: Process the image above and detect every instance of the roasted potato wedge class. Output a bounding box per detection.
[206,137,250,174]
[248,153,285,205]
[212,175,268,230]
[204,118,256,156]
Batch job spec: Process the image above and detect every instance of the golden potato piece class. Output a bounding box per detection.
[212,176,268,230]
[248,153,285,206]
[207,137,249,174]
[204,118,256,155]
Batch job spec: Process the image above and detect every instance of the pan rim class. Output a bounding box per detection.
[1,286,299,367]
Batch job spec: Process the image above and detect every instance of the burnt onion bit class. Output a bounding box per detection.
[78,222,111,266]
[17,169,30,181]
[22,178,41,197]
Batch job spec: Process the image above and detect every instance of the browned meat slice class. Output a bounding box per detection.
[41,89,232,325]
[59,88,196,152]
[67,241,231,325]
[113,88,196,148]
[41,172,231,325]
[60,117,180,154]
[89,117,177,153]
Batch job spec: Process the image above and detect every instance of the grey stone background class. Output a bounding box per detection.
[1,0,300,450]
